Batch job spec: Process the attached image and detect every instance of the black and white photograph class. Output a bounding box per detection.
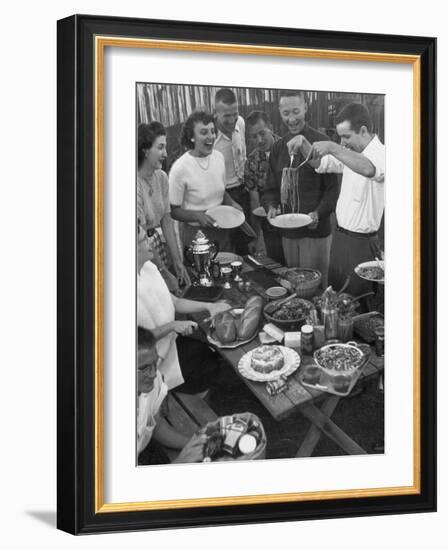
[136,83,385,466]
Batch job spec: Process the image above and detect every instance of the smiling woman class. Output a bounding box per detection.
[169,110,233,249]
[137,122,190,290]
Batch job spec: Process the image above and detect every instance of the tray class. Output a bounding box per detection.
[215,252,243,265]
[183,285,224,302]
[299,361,366,397]
[207,330,258,349]
[245,268,282,290]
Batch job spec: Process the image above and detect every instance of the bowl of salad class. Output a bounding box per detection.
[263,296,314,330]
[313,342,365,377]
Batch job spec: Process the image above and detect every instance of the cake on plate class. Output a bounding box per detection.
[251,345,284,374]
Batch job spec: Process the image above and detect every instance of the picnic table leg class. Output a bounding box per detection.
[296,395,341,457]
[299,402,368,455]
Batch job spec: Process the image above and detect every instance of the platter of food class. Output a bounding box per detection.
[207,326,258,349]
[238,345,301,382]
[207,296,263,348]
[268,213,312,230]
[206,205,245,229]
[354,260,385,283]
[264,296,314,330]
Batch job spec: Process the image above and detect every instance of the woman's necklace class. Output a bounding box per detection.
[139,171,155,195]
[192,153,210,171]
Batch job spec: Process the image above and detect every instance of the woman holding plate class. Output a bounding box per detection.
[169,111,243,251]
[137,122,190,291]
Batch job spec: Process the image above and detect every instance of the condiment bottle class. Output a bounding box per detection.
[301,324,314,354]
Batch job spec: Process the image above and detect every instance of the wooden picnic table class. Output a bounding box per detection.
[189,257,384,456]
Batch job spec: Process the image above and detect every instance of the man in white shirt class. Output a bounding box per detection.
[213,88,251,254]
[288,102,385,296]
[214,88,247,192]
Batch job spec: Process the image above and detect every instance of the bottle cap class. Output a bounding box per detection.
[238,434,257,454]
[301,324,314,334]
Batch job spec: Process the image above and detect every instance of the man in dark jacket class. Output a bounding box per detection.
[263,90,338,287]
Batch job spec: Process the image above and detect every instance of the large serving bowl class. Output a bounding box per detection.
[284,268,322,298]
[263,297,314,331]
[313,342,365,378]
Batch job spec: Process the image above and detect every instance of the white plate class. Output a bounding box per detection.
[268,213,312,229]
[354,260,385,283]
[252,206,267,218]
[206,205,245,229]
[266,286,288,299]
[238,346,301,382]
[215,252,243,265]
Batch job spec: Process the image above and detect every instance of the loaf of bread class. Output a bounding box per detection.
[237,296,263,340]
[215,311,237,343]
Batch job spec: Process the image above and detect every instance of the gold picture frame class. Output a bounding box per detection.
[58,14,436,534]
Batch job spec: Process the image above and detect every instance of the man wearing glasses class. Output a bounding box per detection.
[137,327,208,464]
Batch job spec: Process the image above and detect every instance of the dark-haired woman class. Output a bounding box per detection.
[137,121,190,291]
[169,111,240,250]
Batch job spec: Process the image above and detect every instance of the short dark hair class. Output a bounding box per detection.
[335,102,373,133]
[278,90,307,103]
[215,88,237,105]
[137,122,166,167]
[180,111,216,150]
[246,110,271,128]
[138,326,156,350]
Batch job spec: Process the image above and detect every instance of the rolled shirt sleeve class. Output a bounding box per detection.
[362,143,385,183]
[168,163,186,206]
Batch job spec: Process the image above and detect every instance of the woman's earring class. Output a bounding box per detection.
[191,138,195,142]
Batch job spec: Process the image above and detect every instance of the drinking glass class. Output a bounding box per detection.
[221,266,232,289]
[230,260,243,281]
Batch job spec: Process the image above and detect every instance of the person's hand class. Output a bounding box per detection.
[267,206,279,220]
[174,262,191,287]
[172,433,208,464]
[311,140,336,160]
[195,212,219,228]
[286,134,304,155]
[173,320,198,336]
[307,211,319,230]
